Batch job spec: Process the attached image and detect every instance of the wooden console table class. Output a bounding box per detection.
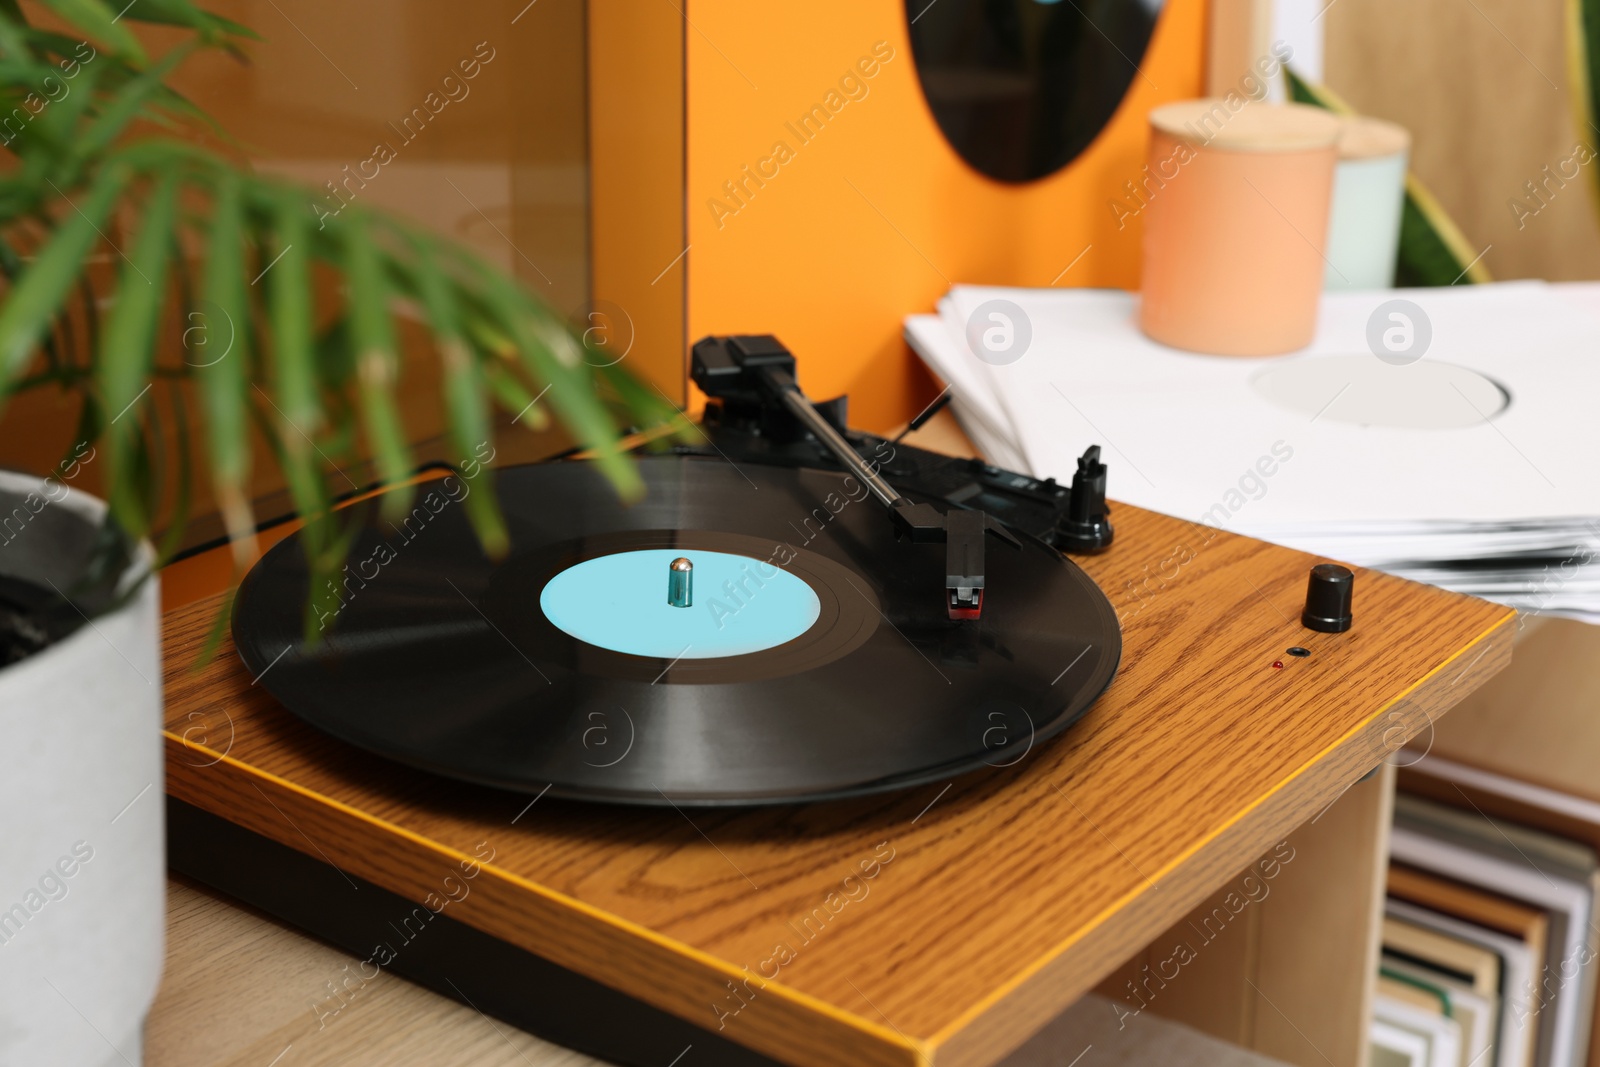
[149,415,1514,1067]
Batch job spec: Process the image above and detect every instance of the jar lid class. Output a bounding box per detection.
[1334,115,1411,160]
[1149,100,1342,152]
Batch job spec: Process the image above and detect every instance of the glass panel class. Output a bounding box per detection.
[171,0,591,310]
[0,1,596,542]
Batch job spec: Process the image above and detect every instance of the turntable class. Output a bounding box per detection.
[161,336,1515,1067]
[229,335,1121,807]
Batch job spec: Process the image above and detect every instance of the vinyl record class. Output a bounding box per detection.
[233,455,1120,805]
[904,0,1165,183]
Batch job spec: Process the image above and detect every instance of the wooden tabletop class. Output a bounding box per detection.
[149,875,604,1067]
[146,872,1296,1067]
[153,415,1515,1067]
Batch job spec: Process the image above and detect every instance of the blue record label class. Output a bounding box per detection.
[539,548,821,659]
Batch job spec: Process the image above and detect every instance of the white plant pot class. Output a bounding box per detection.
[0,470,164,1066]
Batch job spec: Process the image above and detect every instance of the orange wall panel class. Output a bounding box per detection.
[684,0,1208,430]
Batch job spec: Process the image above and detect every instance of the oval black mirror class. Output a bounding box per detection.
[905,0,1165,183]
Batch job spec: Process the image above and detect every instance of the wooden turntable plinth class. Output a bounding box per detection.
[160,456,1513,1067]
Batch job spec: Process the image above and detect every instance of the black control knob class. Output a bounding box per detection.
[1302,563,1354,633]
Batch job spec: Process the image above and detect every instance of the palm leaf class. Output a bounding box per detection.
[197,169,255,560]
[0,160,126,401]
[110,0,260,42]
[96,168,178,537]
[0,8,661,645]
[405,235,508,555]
[461,253,642,500]
[33,0,146,65]
[260,186,344,634]
[482,355,548,430]
[152,375,193,564]
[65,43,194,177]
[25,60,105,155]
[340,208,414,518]
[0,13,31,60]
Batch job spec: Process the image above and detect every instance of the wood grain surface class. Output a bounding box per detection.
[160,453,1515,1067]
[149,873,1315,1067]
[150,876,608,1067]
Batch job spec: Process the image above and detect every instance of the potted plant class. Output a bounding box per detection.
[0,3,668,1062]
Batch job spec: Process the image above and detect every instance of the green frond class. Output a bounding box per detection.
[108,0,259,43]
[0,2,662,645]
[258,186,344,635]
[66,43,194,176]
[97,168,179,538]
[34,0,146,65]
[0,160,126,405]
[405,234,509,556]
[456,249,642,501]
[340,207,414,517]
[197,170,255,560]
